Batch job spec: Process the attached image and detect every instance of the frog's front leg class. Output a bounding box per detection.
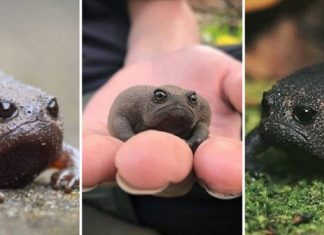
[245,127,270,170]
[109,115,136,141]
[0,191,4,203]
[50,143,79,193]
[186,122,209,152]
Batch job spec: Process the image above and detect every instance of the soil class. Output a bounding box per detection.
[0,183,79,235]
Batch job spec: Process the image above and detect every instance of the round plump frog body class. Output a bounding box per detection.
[108,85,211,151]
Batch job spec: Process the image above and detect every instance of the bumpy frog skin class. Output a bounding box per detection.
[0,71,79,202]
[246,63,324,166]
[108,85,211,151]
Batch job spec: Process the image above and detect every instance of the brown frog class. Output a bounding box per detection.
[0,71,79,203]
[108,85,211,151]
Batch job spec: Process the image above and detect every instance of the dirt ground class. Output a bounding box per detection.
[0,183,79,235]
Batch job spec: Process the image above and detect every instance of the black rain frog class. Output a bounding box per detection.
[108,85,211,152]
[246,63,324,167]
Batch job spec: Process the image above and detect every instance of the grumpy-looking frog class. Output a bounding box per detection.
[246,63,324,167]
[108,85,211,151]
[0,71,79,203]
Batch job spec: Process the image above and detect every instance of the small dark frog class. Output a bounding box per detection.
[108,85,211,151]
[246,63,324,167]
[0,71,79,202]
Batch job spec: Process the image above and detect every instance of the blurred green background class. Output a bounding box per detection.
[0,0,79,147]
[192,0,242,46]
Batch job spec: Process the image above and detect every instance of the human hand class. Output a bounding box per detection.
[83,45,242,198]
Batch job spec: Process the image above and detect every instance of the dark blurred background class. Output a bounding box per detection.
[246,0,324,80]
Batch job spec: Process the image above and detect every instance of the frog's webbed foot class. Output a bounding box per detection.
[51,167,79,193]
[0,192,5,203]
[50,143,79,193]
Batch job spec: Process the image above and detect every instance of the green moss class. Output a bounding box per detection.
[245,81,324,235]
[246,171,324,235]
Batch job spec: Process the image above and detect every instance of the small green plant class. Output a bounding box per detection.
[201,23,242,46]
[199,8,242,46]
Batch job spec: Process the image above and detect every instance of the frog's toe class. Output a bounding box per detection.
[51,168,79,193]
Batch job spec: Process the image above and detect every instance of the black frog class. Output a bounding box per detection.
[246,63,324,167]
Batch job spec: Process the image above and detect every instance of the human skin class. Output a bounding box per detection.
[83,0,242,197]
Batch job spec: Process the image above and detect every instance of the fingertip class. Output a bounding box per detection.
[194,137,242,197]
[115,130,193,191]
[82,134,123,187]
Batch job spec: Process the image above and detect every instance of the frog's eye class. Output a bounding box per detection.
[261,97,270,118]
[0,101,17,119]
[188,91,197,104]
[154,89,167,102]
[47,98,59,118]
[293,105,317,125]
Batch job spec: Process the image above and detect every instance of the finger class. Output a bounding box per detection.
[115,130,193,193]
[221,61,242,113]
[82,134,123,187]
[209,111,241,140]
[194,137,242,198]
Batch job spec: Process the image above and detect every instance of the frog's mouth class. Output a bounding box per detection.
[147,104,196,135]
[261,121,309,146]
[261,121,324,159]
[0,122,63,189]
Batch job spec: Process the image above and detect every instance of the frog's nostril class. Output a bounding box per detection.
[25,109,34,115]
[24,107,36,116]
